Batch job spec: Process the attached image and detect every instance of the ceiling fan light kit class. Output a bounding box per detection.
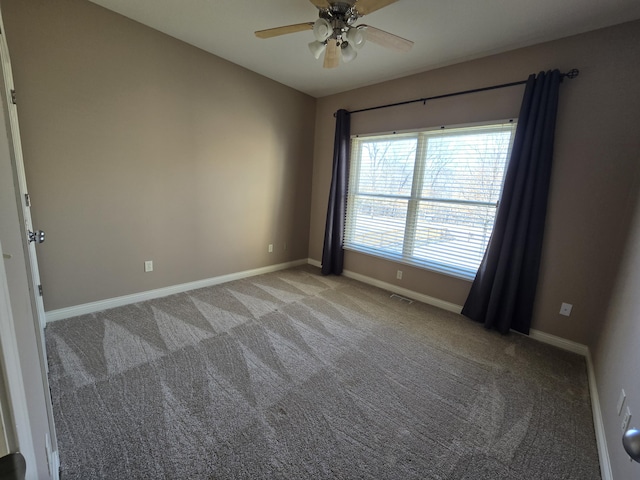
[313,18,333,41]
[346,26,366,49]
[341,42,358,62]
[308,40,327,59]
[255,0,413,69]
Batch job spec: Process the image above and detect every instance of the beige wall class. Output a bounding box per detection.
[310,20,640,347]
[592,170,640,478]
[2,0,316,311]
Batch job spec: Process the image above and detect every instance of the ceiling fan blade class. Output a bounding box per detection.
[308,0,331,8]
[255,23,314,39]
[361,25,413,52]
[323,39,340,68]
[354,0,399,15]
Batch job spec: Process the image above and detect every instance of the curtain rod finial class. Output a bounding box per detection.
[563,68,579,79]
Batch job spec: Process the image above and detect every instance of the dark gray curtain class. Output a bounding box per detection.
[462,70,561,334]
[321,109,351,275]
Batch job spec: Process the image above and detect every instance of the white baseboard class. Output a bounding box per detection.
[343,269,463,313]
[47,436,60,480]
[510,330,611,479]
[308,258,611,477]
[527,329,589,356]
[45,259,308,323]
[529,333,611,480]
[307,260,591,353]
[52,451,60,480]
[586,350,613,480]
[48,256,611,477]
[306,258,462,313]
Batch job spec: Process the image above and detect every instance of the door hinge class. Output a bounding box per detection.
[38,284,43,296]
[24,193,31,207]
[10,89,16,105]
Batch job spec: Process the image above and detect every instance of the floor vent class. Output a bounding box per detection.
[390,293,413,304]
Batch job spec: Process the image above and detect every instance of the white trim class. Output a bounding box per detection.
[351,119,517,140]
[307,261,593,355]
[323,258,612,477]
[306,259,463,313]
[527,329,589,356]
[51,256,610,478]
[0,242,37,478]
[343,269,463,313]
[1,7,59,469]
[50,451,60,480]
[46,259,308,322]
[520,330,611,480]
[346,121,517,283]
[309,257,611,478]
[307,258,321,269]
[586,350,613,480]
[46,433,60,480]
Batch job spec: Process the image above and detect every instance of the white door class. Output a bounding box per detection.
[0,11,47,333]
[0,6,58,456]
[0,241,37,471]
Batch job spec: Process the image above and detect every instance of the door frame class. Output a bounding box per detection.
[0,241,37,473]
[0,5,58,478]
[0,5,46,334]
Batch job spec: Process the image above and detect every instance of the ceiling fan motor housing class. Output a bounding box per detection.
[316,1,362,49]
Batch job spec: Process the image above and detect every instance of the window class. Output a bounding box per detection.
[344,121,517,279]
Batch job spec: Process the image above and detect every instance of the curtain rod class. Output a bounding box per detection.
[336,69,579,117]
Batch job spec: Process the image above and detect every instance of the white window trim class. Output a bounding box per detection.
[344,119,517,281]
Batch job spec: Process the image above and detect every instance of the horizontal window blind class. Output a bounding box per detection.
[344,121,517,279]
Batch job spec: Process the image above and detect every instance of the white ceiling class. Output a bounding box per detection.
[87,0,640,98]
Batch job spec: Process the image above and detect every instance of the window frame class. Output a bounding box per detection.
[344,120,517,280]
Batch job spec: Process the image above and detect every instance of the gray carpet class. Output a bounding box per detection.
[45,266,601,479]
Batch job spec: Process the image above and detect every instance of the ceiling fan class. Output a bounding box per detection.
[254,0,413,69]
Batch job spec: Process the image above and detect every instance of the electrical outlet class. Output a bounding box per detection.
[268,244,273,253]
[144,260,153,272]
[617,389,627,415]
[396,270,403,280]
[559,302,573,316]
[622,406,632,432]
